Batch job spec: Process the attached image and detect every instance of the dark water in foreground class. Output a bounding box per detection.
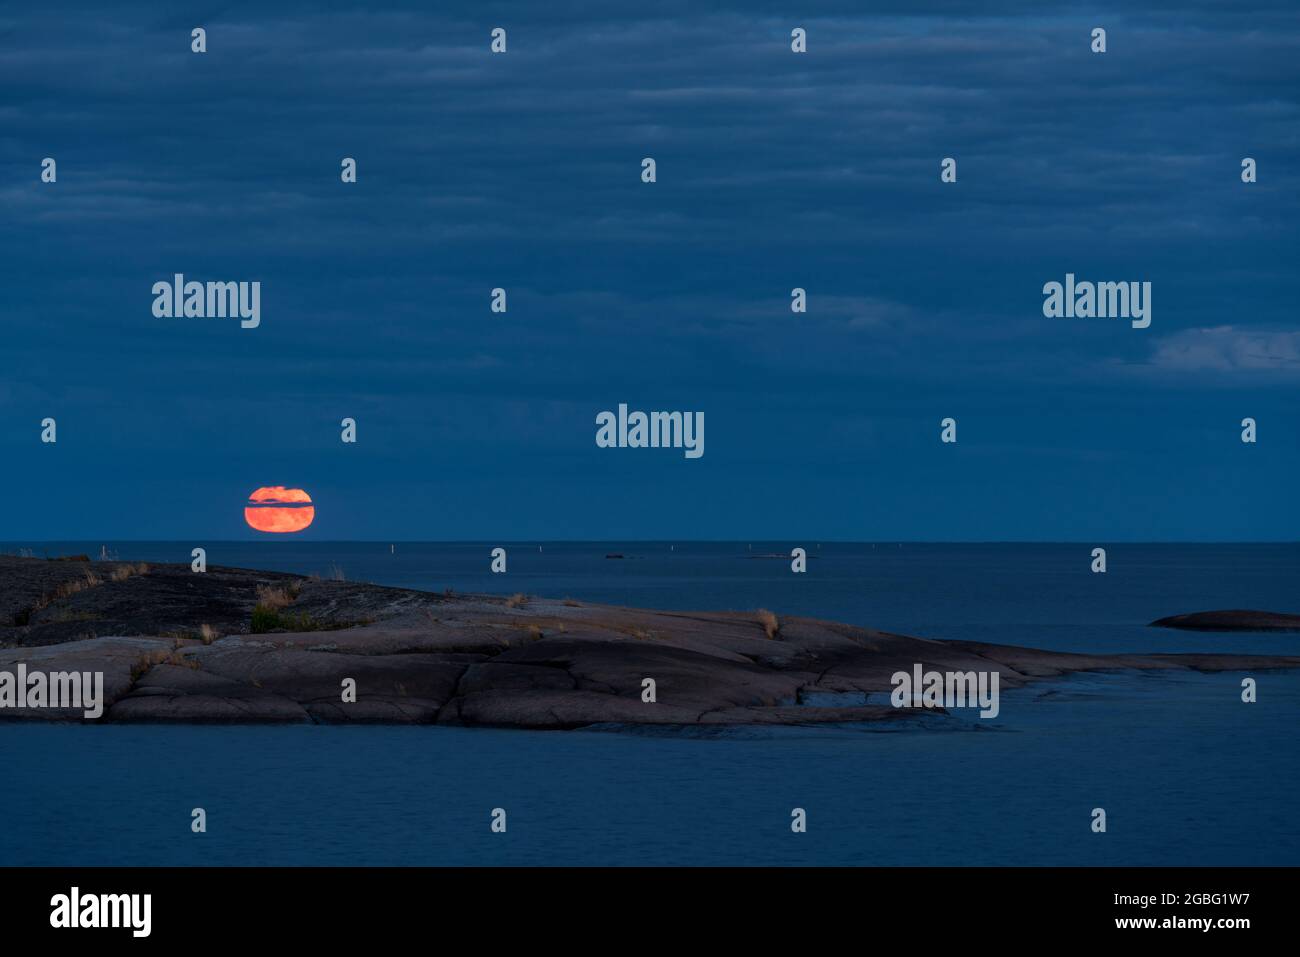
[1,542,1297,865]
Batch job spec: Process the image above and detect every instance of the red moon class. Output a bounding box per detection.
[244,486,315,533]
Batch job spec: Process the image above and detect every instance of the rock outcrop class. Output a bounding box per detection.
[3,556,1298,727]
[1150,609,1300,632]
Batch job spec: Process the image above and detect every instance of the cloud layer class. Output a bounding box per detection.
[1,2,1297,539]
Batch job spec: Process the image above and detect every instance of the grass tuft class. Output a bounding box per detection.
[255,583,295,610]
[129,649,171,682]
[109,562,150,582]
[166,651,200,670]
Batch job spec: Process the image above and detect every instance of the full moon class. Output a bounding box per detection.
[244,486,315,533]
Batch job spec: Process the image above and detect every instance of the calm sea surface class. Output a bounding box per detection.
[2,542,1296,865]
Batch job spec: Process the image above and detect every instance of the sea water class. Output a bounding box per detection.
[1,542,1296,865]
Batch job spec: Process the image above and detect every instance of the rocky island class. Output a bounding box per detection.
[3,555,1297,726]
[1150,609,1300,632]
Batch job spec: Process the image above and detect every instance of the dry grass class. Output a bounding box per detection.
[129,649,171,682]
[756,608,781,640]
[255,583,296,611]
[160,623,221,645]
[251,581,305,633]
[501,622,545,646]
[109,562,150,583]
[166,651,200,670]
[55,570,102,600]
[21,570,106,620]
[327,563,346,581]
[45,608,99,623]
[19,568,116,623]
[505,593,528,609]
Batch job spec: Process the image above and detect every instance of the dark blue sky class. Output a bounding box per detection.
[3,2,1298,541]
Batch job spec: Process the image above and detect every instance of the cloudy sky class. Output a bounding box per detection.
[2,1,1297,540]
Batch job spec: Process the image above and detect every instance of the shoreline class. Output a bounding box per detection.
[3,555,1297,728]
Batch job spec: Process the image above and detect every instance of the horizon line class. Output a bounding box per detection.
[5,539,1299,547]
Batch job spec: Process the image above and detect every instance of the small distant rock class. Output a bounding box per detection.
[1150,610,1300,632]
